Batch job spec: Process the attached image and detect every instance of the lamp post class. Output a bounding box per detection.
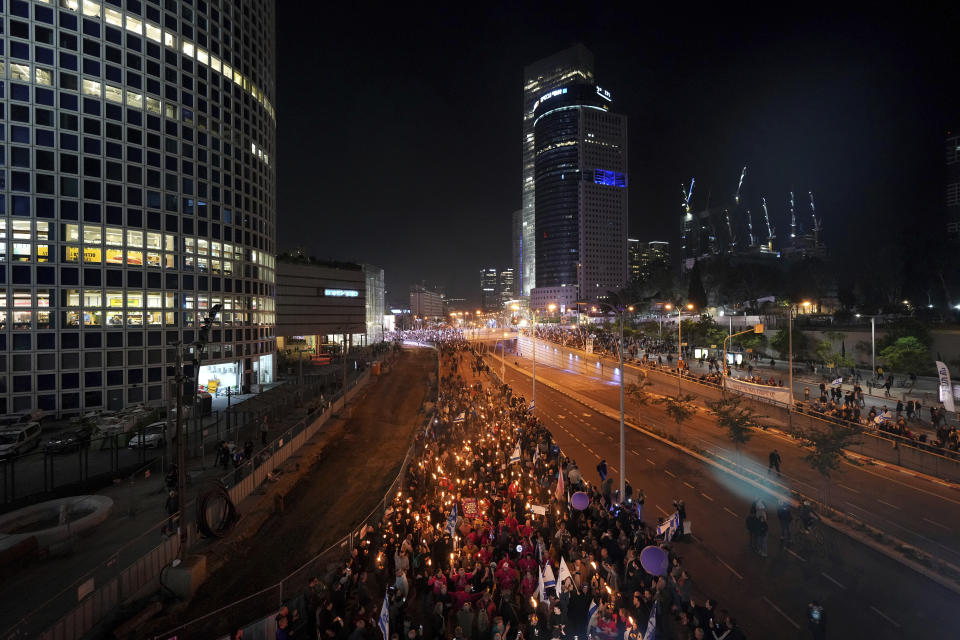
[670,303,695,395]
[856,313,876,378]
[787,301,811,425]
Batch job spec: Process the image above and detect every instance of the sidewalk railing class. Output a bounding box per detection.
[7,370,374,640]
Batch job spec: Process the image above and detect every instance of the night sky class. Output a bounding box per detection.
[276,4,958,307]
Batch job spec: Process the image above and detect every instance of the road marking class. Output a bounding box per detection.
[876,498,900,510]
[664,469,677,478]
[922,517,952,532]
[690,534,702,543]
[630,449,640,455]
[656,504,670,516]
[821,572,846,589]
[763,597,800,629]
[700,492,714,502]
[869,606,901,628]
[718,557,743,580]
[723,506,739,518]
[836,482,860,493]
[785,548,806,562]
[683,481,695,489]
[646,458,656,466]
[582,413,591,417]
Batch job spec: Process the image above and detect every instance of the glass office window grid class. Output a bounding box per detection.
[0,0,277,415]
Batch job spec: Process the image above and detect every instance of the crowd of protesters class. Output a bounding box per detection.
[260,333,755,640]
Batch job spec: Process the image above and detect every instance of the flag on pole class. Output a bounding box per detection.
[446,503,458,538]
[936,361,956,412]
[529,400,536,412]
[642,600,658,640]
[533,446,541,464]
[542,562,556,591]
[657,512,680,542]
[537,565,547,602]
[554,468,564,502]
[454,412,466,423]
[510,442,521,464]
[379,590,390,640]
[557,557,572,590]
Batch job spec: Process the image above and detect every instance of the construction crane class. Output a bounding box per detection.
[725,210,737,251]
[734,165,747,205]
[680,178,695,253]
[746,209,756,247]
[684,178,695,214]
[808,191,821,246]
[789,191,797,239]
[761,196,775,247]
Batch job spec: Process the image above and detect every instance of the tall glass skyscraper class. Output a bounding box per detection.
[530,81,628,310]
[0,0,277,415]
[521,44,594,297]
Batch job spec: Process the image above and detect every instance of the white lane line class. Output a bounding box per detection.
[656,504,670,517]
[821,572,846,589]
[763,597,800,629]
[646,458,656,466]
[723,506,739,518]
[869,606,901,628]
[786,548,806,563]
[630,449,640,455]
[718,557,743,580]
[876,498,901,510]
[664,469,677,478]
[683,481,695,489]
[690,534,702,543]
[922,517,952,532]
[700,492,714,502]
[836,482,860,493]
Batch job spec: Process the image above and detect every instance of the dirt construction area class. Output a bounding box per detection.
[140,346,435,638]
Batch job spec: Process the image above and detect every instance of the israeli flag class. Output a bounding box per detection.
[657,512,680,542]
[446,503,458,538]
[588,600,599,629]
[510,442,521,464]
[557,557,573,591]
[537,564,547,602]
[454,412,466,423]
[831,377,843,386]
[533,446,541,464]
[529,400,536,412]
[379,590,390,640]
[542,562,556,591]
[642,600,658,640]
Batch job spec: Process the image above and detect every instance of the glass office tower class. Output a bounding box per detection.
[0,0,277,415]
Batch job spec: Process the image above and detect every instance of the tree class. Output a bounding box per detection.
[878,336,929,374]
[876,318,932,351]
[815,332,855,373]
[707,396,763,462]
[687,262,708,309]
[654,393,697,440]
[625,372,654,406]
[803,423,861,504]
[770,327,811,361]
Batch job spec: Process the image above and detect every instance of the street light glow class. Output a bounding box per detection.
[548,303,557,311]
[686,303,694,310]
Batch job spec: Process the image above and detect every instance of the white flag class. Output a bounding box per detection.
[510,442,521,464]
[542,562,556,590]
[936,361,956,412]
[537,564,546,602]
[557,557,572,592]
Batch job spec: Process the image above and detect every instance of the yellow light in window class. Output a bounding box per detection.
[125,16,143,34]
[126,91,143,109]
[35,68,53,86]
[104,7,122,27]
[82,0,100,17]
[210,56,222,73]
[197,49,209,65]
[145,23,161,42]
[82,79,101,96]
[163,31,176,48]
[104,85,123,103]
[182,41,195,58]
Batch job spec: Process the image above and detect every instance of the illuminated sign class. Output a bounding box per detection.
[324,288,359,298]
[596,86,612,101]
[593,169,627,187]
[531,87,568,112]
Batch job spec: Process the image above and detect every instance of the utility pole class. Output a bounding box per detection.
[618,309,625,502]
[788,306,794,429]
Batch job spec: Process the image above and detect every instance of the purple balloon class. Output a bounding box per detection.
[640,545,669,576]
[570,491,590,511]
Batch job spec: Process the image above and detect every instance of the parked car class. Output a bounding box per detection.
[0,423,42,459]
[44,425,95,454]
[127,422,167,449]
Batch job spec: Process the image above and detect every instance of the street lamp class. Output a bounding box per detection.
[722,324,765,398]
[675,303,695,395]
[786,301,811,425]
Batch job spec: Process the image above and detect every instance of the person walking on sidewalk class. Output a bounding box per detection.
[768,449,782,476]
[260,415,269,445]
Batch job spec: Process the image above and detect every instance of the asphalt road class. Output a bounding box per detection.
[488,337,960,569]
[486,344,958,640]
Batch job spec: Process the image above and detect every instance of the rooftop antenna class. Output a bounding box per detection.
[761,196,775,247]
[734,165,747,205]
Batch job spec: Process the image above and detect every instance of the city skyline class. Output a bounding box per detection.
[276,4,957,305]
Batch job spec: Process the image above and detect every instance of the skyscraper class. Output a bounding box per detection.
[521,45,594,297]
[530,82,628,310]
[947,130,960,241]
[511,208,522,290]
[480,268,499,312]
[498,267,515,307]
[0,0,277,414]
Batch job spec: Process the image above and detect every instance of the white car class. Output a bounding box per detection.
[127,422,167,449]
[0,423,42,459]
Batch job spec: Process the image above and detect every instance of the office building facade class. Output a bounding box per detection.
[521,44,594,296]
[498,267,514,307]
[530,83,628,310]
[480,267,498,312]
[409,285,443,320]
[0,0,277,414]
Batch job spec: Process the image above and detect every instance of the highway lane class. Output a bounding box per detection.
[485,338,960,568]
[491,353,957,640]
